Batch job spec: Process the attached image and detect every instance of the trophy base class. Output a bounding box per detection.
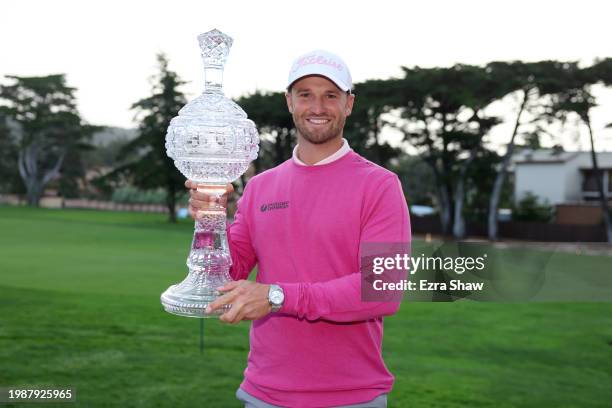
[161,284,231,319]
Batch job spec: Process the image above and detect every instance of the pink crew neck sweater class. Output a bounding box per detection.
[227,150,411,408]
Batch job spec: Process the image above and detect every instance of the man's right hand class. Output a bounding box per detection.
[185,180,234,220]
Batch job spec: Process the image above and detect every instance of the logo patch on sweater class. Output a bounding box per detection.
[260,201,289,212]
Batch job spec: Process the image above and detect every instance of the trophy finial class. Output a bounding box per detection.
[198,29,234,68]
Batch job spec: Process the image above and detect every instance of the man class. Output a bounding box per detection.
[186,50,411,408]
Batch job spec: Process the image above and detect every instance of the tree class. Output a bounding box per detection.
[344,79,404,169]
[464,148,508,223]
[0,74,95,206]
[449,66,503,238]
[390,65,504,238]
[236,91,294,173]
[485,60,569,240]
[392,155,435,206]
[107,54,187,222]
[0,114,22,193]
[512,191,553,222]
[389,67,452,235]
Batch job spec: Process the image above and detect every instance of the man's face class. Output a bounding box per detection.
[286,75,355,145]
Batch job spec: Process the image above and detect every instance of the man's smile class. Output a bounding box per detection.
[306,118,331,125]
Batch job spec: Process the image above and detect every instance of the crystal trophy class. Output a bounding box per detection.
[161,29,259,318]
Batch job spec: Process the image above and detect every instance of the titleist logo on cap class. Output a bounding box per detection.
[291,54,344,73]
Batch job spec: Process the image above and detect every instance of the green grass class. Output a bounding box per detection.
[1,206,611,407]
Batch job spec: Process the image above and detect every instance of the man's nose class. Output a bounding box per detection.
[309,97,326,115]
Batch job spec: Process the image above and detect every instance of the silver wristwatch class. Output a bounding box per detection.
[268,284,285,312]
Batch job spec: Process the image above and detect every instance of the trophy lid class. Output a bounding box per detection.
[198,29,233,69]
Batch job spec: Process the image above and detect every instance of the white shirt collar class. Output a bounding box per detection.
[292,138,352,166]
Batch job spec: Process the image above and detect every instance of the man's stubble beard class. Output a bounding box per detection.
[292,113,346,145]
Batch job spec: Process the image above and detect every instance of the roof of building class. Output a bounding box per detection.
[513,149,581,164]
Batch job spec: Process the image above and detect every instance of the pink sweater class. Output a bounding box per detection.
[227,151,411,407]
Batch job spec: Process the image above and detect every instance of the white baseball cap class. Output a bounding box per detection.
[287,49,353,92]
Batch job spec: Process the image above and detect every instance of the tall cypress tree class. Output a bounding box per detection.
[115,54,187,222]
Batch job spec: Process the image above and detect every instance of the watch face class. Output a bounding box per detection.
[270,290,284,305]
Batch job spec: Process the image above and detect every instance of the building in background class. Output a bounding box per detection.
[513,149,612,225]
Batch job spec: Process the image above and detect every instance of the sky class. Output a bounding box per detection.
[2,0,612,151]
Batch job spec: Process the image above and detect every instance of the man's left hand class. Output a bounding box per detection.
[207,280,271,324]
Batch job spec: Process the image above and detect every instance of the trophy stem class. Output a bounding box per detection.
[204,65,224,94]
[161,183,232,318]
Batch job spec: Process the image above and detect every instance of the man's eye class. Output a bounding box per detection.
[299,93,309,98]
[327,94,338,99]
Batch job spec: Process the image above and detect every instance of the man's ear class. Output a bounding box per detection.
[345,93,355,116]
[285,92,294,114]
